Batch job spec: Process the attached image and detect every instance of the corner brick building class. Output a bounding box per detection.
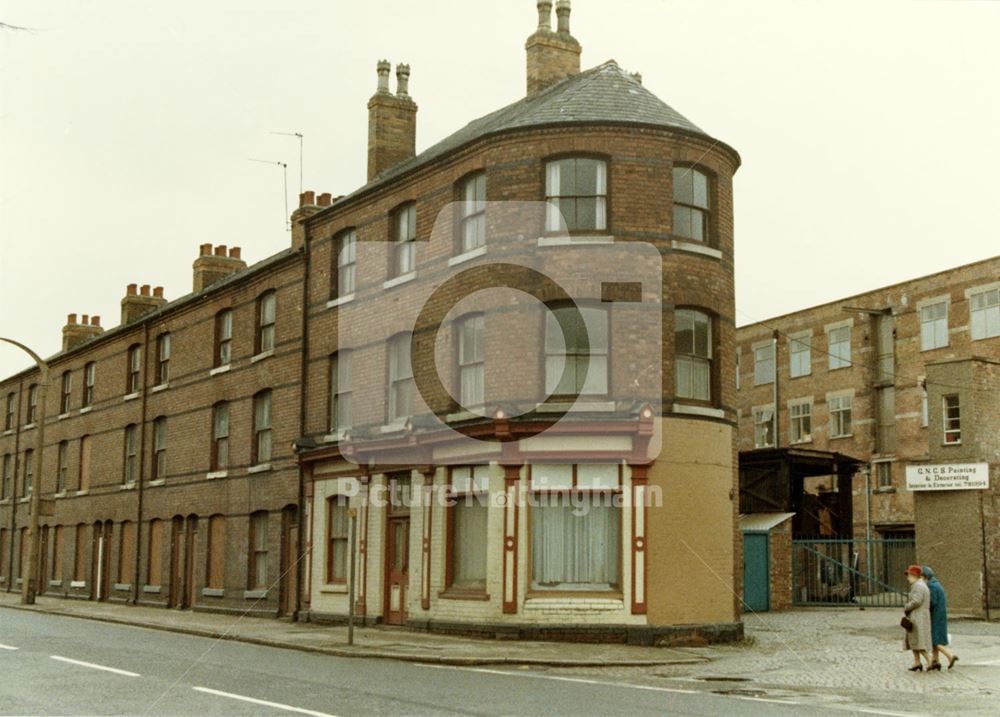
[1,2,747,642]
[735,256,1000,613]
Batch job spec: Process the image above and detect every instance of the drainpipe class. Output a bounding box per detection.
[5,378,24,593]
[772,331,780,448]
[295,236,311,621]
[133,320,150,605]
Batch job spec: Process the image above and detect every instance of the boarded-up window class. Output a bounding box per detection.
[118,521,136,585]
[79,436,92,492]
[207,515,226,589]
[74,524,87,582]
[248,511,268,589]
[147,519,163,587]
[0,529,7,579]
[52,526,64,581]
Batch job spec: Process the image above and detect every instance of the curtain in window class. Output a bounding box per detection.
[531,494,619,590]
[452,498,487,587]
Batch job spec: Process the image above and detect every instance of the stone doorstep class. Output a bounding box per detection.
[0,599,702,668]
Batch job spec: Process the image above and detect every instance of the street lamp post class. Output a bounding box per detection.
[0,337,48,605]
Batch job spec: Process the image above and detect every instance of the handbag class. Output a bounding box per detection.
[900,616,913,631]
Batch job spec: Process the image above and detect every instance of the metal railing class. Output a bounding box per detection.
[792,538,915,608]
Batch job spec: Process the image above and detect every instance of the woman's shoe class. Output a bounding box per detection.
[929,662,942,671]
[908,664,923,672]
[948,656,959,669]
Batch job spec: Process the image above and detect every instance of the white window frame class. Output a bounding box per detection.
[826,322,852,370]
[828,392,853,439]
[753,341,775,386]
[753,405,775,448]
[788,331,812,378]
[789,399,812,444]
[967,284,1000,341]
[917,297,949,351]
[545,157,608,233]
[942,394,961,445]
[388,334,415,422]
[458,315,485,411]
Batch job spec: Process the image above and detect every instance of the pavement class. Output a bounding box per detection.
[2,593,999,716]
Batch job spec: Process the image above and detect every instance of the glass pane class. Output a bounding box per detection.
[576,464,618,489]
[258,430,272,462]
[451,467,471,493]
[452,500,487,587]
[673,205,693,239]
[581,355,607,395]
[673,167,693,204]
[531,494,619,590]
[531,464,573,490]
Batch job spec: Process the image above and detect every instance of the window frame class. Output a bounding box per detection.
[457,171,487,253]
[252,389,273,465]
[789,400,813,444]
[23,449,33,496]
[445,465,490,594]
[78,435,92,492]
[60,371,72,414]
[753,406,775,448]
[126,345,142,394]
[828,393,853,438]
[827,325,852,370]
[329,351,353,433]
[2,453,12,499]
[206,514,226,590]
[325,496,349,585]
[215,309,233,367]
[527,463,623,594]
[544,155,609,234]
[919,301,949,351]
[27,384,38,425]
[256,291,277,354]
[390,203,417,279]
[753,342,775,386]
[387,333,415,422]
[942,394,961,445]
[152,416,167,481]
[969,287,1000,341]
[4,392,14,430]
[211,401,230,471]
[456,314,485,411]
[671,164,712,244]
[543,302,610,400]
[57,441,68,493]
[155,333,171,385]
[788,332,812,378]
[674,308,714,403]
[123,424,138,485]
[83,362,96,408]
[332,229,358,299]
[248,511,269,590]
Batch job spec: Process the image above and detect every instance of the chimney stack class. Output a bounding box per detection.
[62,313,105,351]
[121,284,167,325]
[367,60,418,181]
[526,0,581,97]
[290,191,327,249]
[192,244,248,293]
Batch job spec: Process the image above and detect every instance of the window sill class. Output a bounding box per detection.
[828,365,853,372]
[120,483,136,491]
[148,479,165,487]
[206,470,228,480]
[114,583,131,592]
[0,499,9,505]
[143,585,161,594]
[202,588,225,598]
[448,245,487,267]
[251,350,274,364]
[380,419,410,434]
[829,433,853,440]
[438,588,490,601]
[524,595,624,610]
[320,584,348,594]
[873,487,896,494]
[123,392,140,402]
[536,400,616,414]
[210,364,231,376]
[538,235,613,247]
[248,463,272,474]
[23,423,36,430]
[943,441,962,447]
[58,412,71,421]
[151,383,169,393]
[79,406,93,414]
[54,490,67,499]
[75,489,89,496]
[49,579,63,588]
[326,294,355,310]
[70,580,87,589]
[445,409,488,423]
[790,438,813,445]
[323,431,348,444]
[671,239,722,259]
[2,429,12,436]
[244,589,268,600]
[19,497,30,504]
[383,272,416,290]
[672,404,725,419]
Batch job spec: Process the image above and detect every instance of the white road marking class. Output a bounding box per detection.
[193,686,339,717]
[50,655,140,677]
[734,696,800,705]
[416,663,699,694]
[829,708,924,717]
[0,643,19,651]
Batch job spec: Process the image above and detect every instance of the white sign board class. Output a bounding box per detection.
[905,463,990,491]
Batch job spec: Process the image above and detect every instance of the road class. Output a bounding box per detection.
[0,610,885,716]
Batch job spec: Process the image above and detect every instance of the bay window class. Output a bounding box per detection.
[672,166,710,242]
[675,309,712,401]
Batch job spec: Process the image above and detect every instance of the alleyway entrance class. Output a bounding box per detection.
[792,537,915,607]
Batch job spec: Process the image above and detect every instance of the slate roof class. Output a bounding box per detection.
[334,60,733,207]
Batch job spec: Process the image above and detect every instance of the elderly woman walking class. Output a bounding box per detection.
[923,566,959,670]
[902,564,932,671]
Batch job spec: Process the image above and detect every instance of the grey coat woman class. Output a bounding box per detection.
[903,566,933,664]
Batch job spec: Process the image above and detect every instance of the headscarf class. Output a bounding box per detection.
[922,566,936,579]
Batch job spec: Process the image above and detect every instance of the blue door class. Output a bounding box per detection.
[743,532,770,612]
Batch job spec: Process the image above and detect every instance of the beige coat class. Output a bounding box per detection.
[903,579,932,652]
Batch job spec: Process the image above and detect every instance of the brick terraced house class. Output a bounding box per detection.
[735,256,1000,614]
[1,2,747,642]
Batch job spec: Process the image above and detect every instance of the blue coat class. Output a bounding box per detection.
[926,577,949,646]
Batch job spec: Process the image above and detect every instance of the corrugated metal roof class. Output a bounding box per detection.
[739,512,795,533]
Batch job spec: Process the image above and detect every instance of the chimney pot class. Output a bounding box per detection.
[153,286,164,298]
[200,243,212,256]
[214,244,227,257]
[536,0,553,31]
[92,316,101,327]
[229,246,242,259]
[555,0,571,33]
[81,314,89,325]
[395,63,411,98]
[376,59,391,93]
[317,192,332,207]
[140,284,151,297]
[67,313,77,325]
[301,190,315,207]
[127,283,138,296]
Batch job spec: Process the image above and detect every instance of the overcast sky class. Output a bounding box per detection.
[1,0,998,378]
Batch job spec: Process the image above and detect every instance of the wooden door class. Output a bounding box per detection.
[168,517,183,607]
[384,516,409,625]
[279,506,298,617]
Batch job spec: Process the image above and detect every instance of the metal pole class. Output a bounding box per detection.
[96,535,104,601]
[1,337,48,606]
[347,508,358,646]
[772,332,779,448]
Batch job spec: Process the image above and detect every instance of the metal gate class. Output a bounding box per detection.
[792,538,915,607]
